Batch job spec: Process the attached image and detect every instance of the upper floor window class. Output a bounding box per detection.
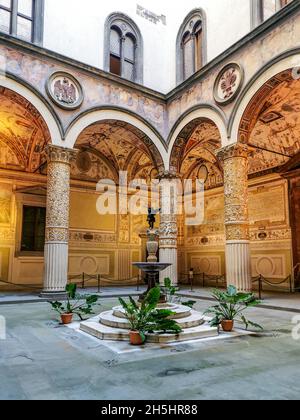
[251,0,294,28]
[0,0,44,44]
[104,13,143,84]
[176,10,207,84]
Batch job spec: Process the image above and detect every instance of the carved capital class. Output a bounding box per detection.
[46,145,78,165]
[158,169,180,180]
[217,143,249,162]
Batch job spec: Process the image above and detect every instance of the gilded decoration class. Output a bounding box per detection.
[45,146,77,244]
[218,144,249,241]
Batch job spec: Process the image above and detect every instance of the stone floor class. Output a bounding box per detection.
[0,297,300,400]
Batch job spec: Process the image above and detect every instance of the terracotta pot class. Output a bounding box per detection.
[221,320,234,332]
[129,331,145,346]
[61,313,73,325]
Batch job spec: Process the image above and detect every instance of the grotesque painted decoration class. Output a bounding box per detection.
[0,87,50,173]
[74,120,160,183]
[171,119,222,190]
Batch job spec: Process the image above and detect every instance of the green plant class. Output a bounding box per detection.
[50,283,99,321]
[119,287,182,343]
[204,285,263,330]
[162,278,196,309]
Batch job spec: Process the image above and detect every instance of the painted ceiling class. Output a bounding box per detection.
[0,87,50,173]
[248,78,300,174]
[74,121,158,183]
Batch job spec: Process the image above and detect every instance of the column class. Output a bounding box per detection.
[40,145,77,299]
[159,172,179,286]
[218,144,252,292]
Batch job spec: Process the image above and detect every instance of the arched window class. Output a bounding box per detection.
[0,0,44,44]
[104,13,143,84]
[251,0,293,28]
[176,10,207,84]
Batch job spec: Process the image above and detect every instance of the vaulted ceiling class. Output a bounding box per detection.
[73,120,159,183]
[0,87,50,173]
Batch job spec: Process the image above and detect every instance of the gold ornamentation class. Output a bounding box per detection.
[218,143,250,241]
[45,146,78,244]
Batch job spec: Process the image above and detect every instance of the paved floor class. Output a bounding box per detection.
[0,297,299,400]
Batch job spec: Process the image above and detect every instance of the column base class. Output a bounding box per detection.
[159,248,178,286]
[226,240,252,292]
[39,291,68,301]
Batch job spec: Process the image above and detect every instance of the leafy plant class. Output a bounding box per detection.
[119,287,182,342]
[204,285,263,330]
[162,278,196,309]
[50,283,99,321]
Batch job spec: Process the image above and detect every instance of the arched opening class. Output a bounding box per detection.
[170,117,225,284]
[69,118,164,285]
[237,68,300,289]
[0,85,55,287]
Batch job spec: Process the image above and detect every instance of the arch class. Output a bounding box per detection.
[104,12,144,84]
[167,105,228,170]
[0,73,63,144]
[230,49,300,142]
[176,8,207,84]
[64,108,168,169]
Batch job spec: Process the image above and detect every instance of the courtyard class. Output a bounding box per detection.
[0,295,299,400]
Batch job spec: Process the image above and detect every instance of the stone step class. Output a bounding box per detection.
[99,309,205,330]
[112,303,192,320]
[80,315,218,344]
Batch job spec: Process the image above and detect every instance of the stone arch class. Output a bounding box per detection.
[168,108,225,190]
[0,73,62,144]
[65,108,168,170]
[167,106,228,171]
[0,76,63,173]
[230,50,300,142]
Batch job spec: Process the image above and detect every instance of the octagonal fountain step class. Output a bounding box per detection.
[80,303,219,344]
[112,303,192,320]
[100,309,205,330]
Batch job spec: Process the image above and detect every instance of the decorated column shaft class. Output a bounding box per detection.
[159,172,179,286]
[218,144,252,292]
[41,145,77,297]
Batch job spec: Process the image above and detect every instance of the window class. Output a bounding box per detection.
[251,0,294,28]
[176,10,207,84]
[104,13,143,84]
[0,0,44,44]
[21,206,46,252]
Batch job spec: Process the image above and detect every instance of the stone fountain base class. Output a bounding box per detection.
[80,303,218,344]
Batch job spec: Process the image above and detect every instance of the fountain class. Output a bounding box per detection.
[79,209,219,343]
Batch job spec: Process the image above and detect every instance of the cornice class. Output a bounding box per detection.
[0,1,299,104]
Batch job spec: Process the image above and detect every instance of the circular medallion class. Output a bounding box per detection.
[214,63,244,105]
[46,72,84,110]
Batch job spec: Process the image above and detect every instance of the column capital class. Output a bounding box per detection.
[158,169,180,181]
[217,143,249,161]
[45,145,78,165]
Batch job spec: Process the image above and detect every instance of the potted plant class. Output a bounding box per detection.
[119,287,182,345]
[204,285,263,332]
[50,283,99,325]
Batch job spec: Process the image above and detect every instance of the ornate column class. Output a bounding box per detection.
[41,145,77,299]
[218,144,252,292]
[159,172,179,286]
